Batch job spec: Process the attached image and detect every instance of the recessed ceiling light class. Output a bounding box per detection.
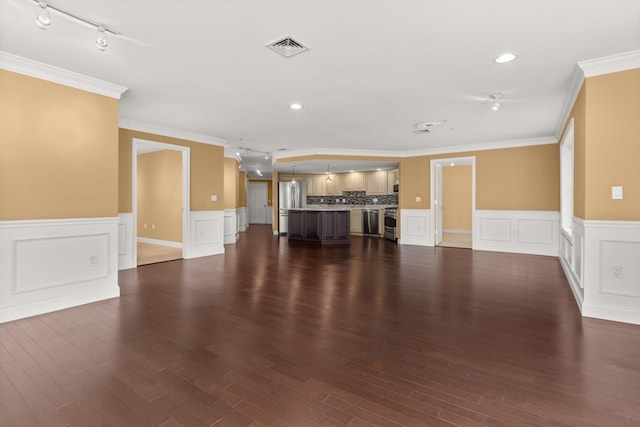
[290,103,303,110]
[494,53,517,64]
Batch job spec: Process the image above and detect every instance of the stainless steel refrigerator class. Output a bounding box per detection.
[278,181,307,235]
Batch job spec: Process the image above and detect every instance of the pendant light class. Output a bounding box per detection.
[325,162,332,182]
[291,166,296,183]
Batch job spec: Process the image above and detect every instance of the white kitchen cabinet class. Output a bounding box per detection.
[350,209,362,234]
[343,172,366,191]
[325,174,343,195]
[387,169,398,194]
[366,171,388,195]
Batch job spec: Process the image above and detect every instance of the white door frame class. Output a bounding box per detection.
[132,138,191,264]
[430,156,476,248]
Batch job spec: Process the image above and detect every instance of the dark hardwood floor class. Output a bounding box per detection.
[1,224,639,426]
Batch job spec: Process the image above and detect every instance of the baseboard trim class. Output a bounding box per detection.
[137,237,182,248]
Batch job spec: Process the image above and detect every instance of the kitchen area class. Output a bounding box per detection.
[277,163,399,243]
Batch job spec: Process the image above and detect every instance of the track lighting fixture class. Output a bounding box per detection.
[31,0,119,50]
[96,26,108,51]
[490,93,503,111]
[35,1,50,29]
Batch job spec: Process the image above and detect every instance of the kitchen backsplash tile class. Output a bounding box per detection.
[307,191,398,206]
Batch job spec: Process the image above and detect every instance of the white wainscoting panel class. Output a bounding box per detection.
[474,210,559,256]
[559,218,585,310]
[187,211,224,258]
[399,209,432,247]
[238,207,247,232]
[0,217,120,323]
[118,213,135,270]
[224,209,238,244]
[580,220,640,325]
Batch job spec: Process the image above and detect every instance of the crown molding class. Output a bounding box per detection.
[119,118,228,147]
[272,136,557,161]
[0,51,127,99]
[578,49,640,78]
[554,64,585,140]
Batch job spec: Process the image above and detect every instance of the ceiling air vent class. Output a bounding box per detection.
[413,120,446,134]
[267,36,309,58]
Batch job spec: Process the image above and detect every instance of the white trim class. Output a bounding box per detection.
[187,211,225,258]
[121,119,227,147]
[578,49,640,78]
[0,51,127,99]
[136,237,182,248]
[399,209,432,246]
[0,217,120,324]
[474,210,560,256]
[554,66,585,140]
[443,229,472,235]
[118,213,135,270]
[132,138,191,263]
[224,209,238,244]
[272,137,557,161]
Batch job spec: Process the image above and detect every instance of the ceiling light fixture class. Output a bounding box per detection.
[290,103,303,110]
[95,26,108,51]
[35,1,50,28]
[494,53,517,64]
[31,0,119,49]
[490,93,503,111]
[291,166,296,183]
[325,162,332,182]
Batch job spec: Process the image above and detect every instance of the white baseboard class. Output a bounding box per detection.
[443,229,472,234]
[0,217,120,323]
[137,237,182,248]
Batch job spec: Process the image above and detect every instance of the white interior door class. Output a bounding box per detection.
[248,182,268,224]
[435,163,443,245]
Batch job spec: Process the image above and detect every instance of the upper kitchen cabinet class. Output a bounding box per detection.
[387,169,398,194]
[306,174,326,196]
[324,174,343,195]
[365,171,388,195]
[342,172,366,192]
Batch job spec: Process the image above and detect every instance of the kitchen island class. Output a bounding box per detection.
[288,209,350,245]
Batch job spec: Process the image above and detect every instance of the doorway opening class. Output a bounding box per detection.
[431,156,475,249]
[133,139,190,266]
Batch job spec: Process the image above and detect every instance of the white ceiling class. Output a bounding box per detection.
[2,0,639,178]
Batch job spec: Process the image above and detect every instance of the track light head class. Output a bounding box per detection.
[35,1,50,29]
[490,93,503,111]
[96,26,108,51]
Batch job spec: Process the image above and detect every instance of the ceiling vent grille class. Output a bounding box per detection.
[267,36,309,58]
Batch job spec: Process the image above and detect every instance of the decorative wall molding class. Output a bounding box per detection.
[224,209,238,244]
[474,210,560,256]
[579,219,640,325]
[187,211,225,258]
[0,51,127,99]
[399,209,432,247]
[238,207,247,232]
[559,218,585,309]
[121,118,227,147]
[137,237,182,248]
[118,213,135,270]
[0,217,120,323]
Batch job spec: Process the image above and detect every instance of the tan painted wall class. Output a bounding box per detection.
[0,70,119,220]
[399,144,560,212]
[137,150,182,242]
[442,165,472,231]
[119,129,224,213]
[584,69,640,220]
[223,158,238,209]
[239,171,248,208]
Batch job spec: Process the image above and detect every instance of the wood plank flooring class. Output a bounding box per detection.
[1,224,639,426]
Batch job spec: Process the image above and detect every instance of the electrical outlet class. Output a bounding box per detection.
[89,256,98,266]
[611,265,622,278]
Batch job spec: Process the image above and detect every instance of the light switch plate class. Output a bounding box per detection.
[612,186,623,200]
[211,195,217,201]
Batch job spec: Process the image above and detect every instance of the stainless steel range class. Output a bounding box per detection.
[384,208,397,242]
